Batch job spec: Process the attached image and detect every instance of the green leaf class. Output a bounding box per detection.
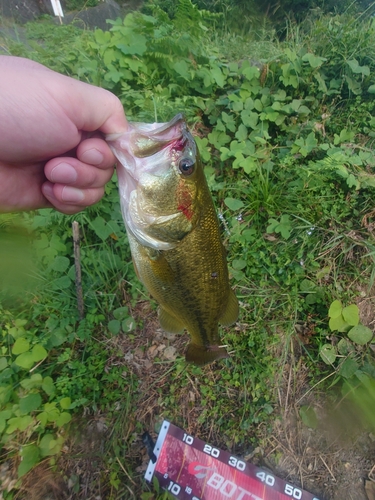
[51,276,72,290]
[173,60,190,80]
[108,320,121,335]
[299,406,318,428]
[21,374,43,390]
[19,393,42,415]
[348,325,373,345]
[232,259,247,270]
[51,256,70,273]
[338,358,359,379]
[113,307,129,321]
[15,351,35,370]
[0,357,8,371]
[342,305,359,326]
[6,415,33,434]
[122,317,136,332]
[224,198,244,211]
[368,84,375,94]
[18,444,40,478]
[59,397,72,410]
[347,59,370,76]
[90,216,113,241]
[210,65,225,87]
[328,300,343,318]
[31,344,47,362]
[42,376,55,396]
[320,344,337,364]
[302,53,326,68]
[56,412,72,427]
[12,337,30,355]
[39,434,64,457]
[329,314,349,332]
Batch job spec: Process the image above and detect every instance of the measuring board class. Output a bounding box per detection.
[145,420,320,500]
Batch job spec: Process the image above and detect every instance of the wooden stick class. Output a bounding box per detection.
[72,221,85,320]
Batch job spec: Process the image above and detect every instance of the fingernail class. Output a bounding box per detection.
[61,186,84,203]
[81,148,104,165]
[51,163,78,183]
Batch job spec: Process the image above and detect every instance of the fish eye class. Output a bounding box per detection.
[179,158,195,176]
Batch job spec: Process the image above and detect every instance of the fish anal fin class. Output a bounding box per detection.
[219,289,239,326]
[159,308,185,334]
[185,343,229,366]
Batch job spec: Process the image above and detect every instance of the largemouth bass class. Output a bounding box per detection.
[107,114,238,365]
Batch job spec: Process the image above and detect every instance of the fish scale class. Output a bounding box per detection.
[107,114,238,365]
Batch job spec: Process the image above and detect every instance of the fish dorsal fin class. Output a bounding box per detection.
[185,343,229,366]
[219,289,239,326]
[159,308,185,334]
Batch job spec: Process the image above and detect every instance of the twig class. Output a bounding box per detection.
[319,454,336,482]
[116,456,136,486]
[72,221,85,320]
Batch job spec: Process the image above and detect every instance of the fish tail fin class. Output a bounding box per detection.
[185,343,229,366]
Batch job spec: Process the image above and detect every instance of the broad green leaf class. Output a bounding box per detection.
[31,344,47,362]
[90,216,112,241]
[12,337,30,355]
[59,397,71,410]
[338,358,358,379]
[173,60,190,80]
[235,124,248,142]
[19,393,42,415]
[0,357,7,371]
[232,259,247,270]
[347,59,370,76]
[302,53,326,68]
[42,376,55,396]
[224,198,244,211]
[113,307,129,321]
[18,444,40,478]
[21,374,43,390]
[328,300,343,319]
[51,276,72,290]
[39,434,64,457]
[122,317,136,332]
[56,412,72,427]
[329,314,349,332]
[320,344,337,364]
[108,320,121,335]
[210,65,225,87]
[300,406,318,428]
[6,415,33,434]
[15,351,34,370]
[51,256,70,273]
[348,325,373,345]
[368,84,375,93]
[342,305,359,326]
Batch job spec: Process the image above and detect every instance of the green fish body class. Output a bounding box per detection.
[107,114,238,365]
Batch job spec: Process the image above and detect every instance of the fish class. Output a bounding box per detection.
[106,114,238,365]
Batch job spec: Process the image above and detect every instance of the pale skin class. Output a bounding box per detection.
[0,56,128,214]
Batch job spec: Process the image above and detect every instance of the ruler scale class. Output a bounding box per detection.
[145,421,320,500]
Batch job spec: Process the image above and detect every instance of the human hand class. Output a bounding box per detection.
[0,56,128,214]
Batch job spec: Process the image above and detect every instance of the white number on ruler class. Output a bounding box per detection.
[182,433,194,445]
[167,481,181,495]
[285,484,302,499]
[203,444,220,457]
[228,456,246,471]
[256,471,275,486]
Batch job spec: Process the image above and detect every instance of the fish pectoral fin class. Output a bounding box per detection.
[185,343,229,366]
[219,289,239,326]
[159,308,185,334]
[144,248,175,284]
